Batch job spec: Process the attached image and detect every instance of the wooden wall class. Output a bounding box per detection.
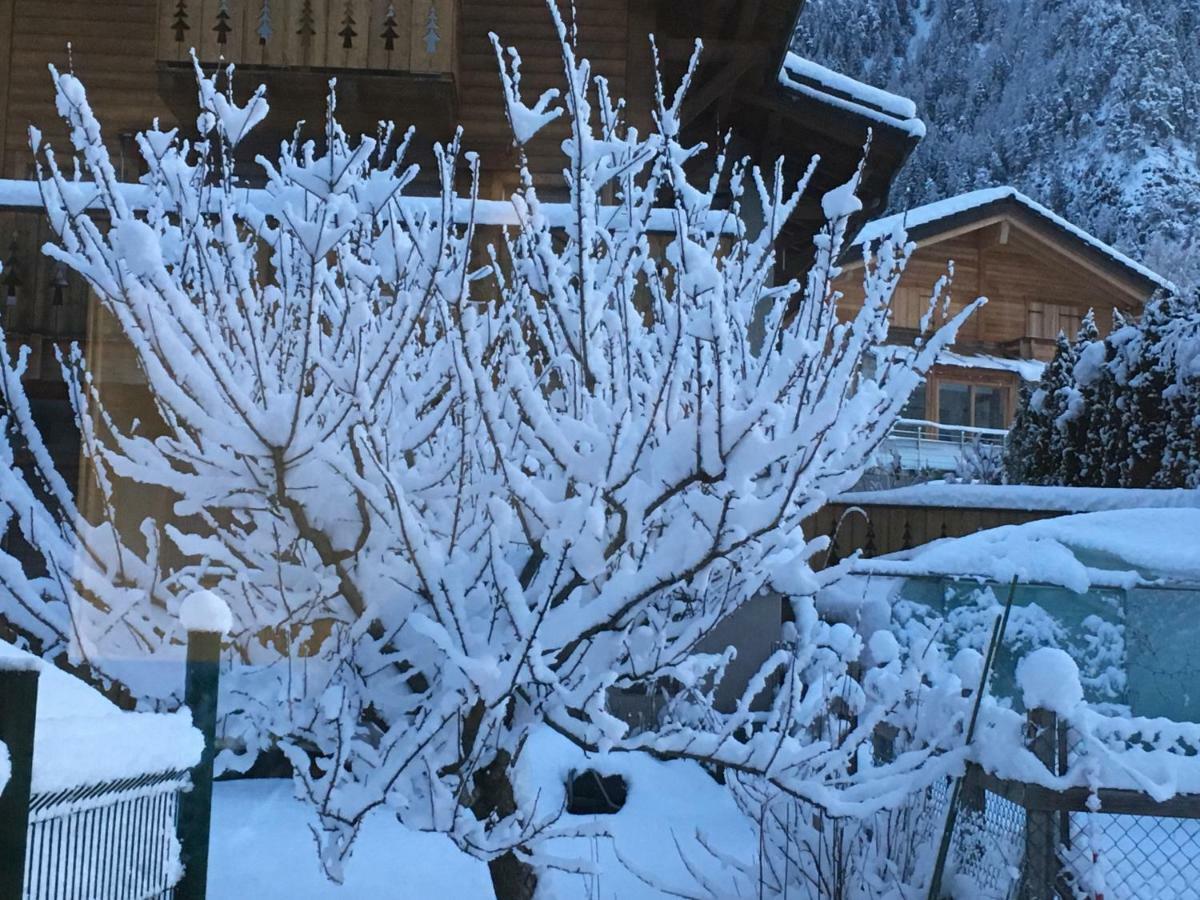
[0,0,164,180]
[0,0,642,189]
[458,0,636,197]
[806,502,1060,568]
[836,220,1142,362]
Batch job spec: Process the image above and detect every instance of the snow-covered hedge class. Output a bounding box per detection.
[1006,293,1200,488]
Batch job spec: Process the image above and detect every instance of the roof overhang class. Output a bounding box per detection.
[842,192,1170,302]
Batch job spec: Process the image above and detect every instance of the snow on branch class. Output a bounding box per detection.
[0,1,979,888]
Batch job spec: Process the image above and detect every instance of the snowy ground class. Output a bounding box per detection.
[208,779,495,898]
[208,729,754,899]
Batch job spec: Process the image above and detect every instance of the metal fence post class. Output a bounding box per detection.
[0,663,39,900]
[177,619,223,900]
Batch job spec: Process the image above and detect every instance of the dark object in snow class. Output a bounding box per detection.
[566,769,627,815]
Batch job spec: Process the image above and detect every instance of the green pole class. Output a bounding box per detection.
[0,664,38,900]
[177,628,221,900]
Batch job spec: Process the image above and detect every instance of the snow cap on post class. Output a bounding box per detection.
[1016,647,1083,715]
[179,590,233,636]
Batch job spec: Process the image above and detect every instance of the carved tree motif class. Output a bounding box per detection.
[423,2,439,55]
[296,0,316,43]
[171,0,190,43]
[257,0,272,45]
[50,262,68,308]
[380,3,399,51]
[338,2,358,48]
[1,238,21,311]
[213,0,232,45]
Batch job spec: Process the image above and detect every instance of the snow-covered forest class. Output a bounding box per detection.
[795,0,1200,290]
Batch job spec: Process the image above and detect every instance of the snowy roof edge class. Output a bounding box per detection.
[851,186,1173,292]
[778,53,926,140]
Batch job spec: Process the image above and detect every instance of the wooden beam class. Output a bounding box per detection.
[972,764,1200,820]
[0,0,14,178]
[681,48,761,127]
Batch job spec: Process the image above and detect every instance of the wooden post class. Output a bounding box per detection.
[0,663,39,900]
[1023,707,1062,899]
[177,627,223,900]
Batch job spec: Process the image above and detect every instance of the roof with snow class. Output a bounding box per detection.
[851,187,1173,295]
[778,53,926,140]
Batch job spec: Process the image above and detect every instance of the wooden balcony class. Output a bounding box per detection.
[156,0,457,76]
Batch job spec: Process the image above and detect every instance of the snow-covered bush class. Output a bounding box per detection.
[1005,295,1200,488]
[0,5,979,896]
[951,437,1006,485]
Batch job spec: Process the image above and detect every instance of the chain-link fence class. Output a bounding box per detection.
[938,708,1200,899]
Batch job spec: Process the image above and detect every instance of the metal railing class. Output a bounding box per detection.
[24,770,191,900]
[889,417,1008,446]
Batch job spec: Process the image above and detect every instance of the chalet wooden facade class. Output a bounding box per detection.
[833,187,1170,469]
[0,0,926,494]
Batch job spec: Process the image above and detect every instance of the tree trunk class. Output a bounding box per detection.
[471,749,539,900]
[487,851,538,900]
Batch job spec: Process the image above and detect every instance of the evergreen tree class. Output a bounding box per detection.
[1059,310,1100,485]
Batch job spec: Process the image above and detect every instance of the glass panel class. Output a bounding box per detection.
[938,382,971,427]
[973,385,1007,430]
[900,382,927,422]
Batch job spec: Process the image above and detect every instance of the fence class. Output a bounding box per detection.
[941,707,1200,899]
[0,623,223,900]
[23,769,191,900]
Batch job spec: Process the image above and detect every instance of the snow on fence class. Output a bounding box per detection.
[943,705,1200,899]
[0,605,226,900]
[808,482,1200,566]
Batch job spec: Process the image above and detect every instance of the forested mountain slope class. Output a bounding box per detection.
[794,0,1200,289]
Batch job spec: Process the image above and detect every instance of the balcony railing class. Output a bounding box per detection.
[890,418,1008,446]
[156,0,457,76]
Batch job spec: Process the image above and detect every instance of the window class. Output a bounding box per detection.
[900,382,927,422]
[937,382,1010,430]
[1028,301,1084,340]
[973,385,1007,430]
[938,382,971,427]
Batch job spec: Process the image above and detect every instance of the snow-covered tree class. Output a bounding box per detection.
[1006,293,1200,489]
[0,8,978,897]
[1005,331,1077,485]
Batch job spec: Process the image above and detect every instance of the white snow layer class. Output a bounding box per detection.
[779,53,927,138]
[1017,647,1083,714]
[852,186,1173,291]
[874,345,1046,382]
[0,642,203,793]
[179,590,234,635]
[0,177,729,234]
[838,481,1200,512]
[850,508,1200,591]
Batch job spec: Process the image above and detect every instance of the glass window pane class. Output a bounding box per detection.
[973,386,1007,430]
[900,382,927,422]
[938,383,971,427]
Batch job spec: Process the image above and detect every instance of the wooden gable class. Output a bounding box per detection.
[835,197,1163,365]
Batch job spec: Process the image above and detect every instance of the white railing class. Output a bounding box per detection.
[890,418,1008,446]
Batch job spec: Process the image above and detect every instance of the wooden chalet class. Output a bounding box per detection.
[833,187,1170,469]
[0,0,924,491]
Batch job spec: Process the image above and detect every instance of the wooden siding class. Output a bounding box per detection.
[806,502,1060,568]
[457,0,633,197]
[837,219,1142,363]
[2,0,163,179]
